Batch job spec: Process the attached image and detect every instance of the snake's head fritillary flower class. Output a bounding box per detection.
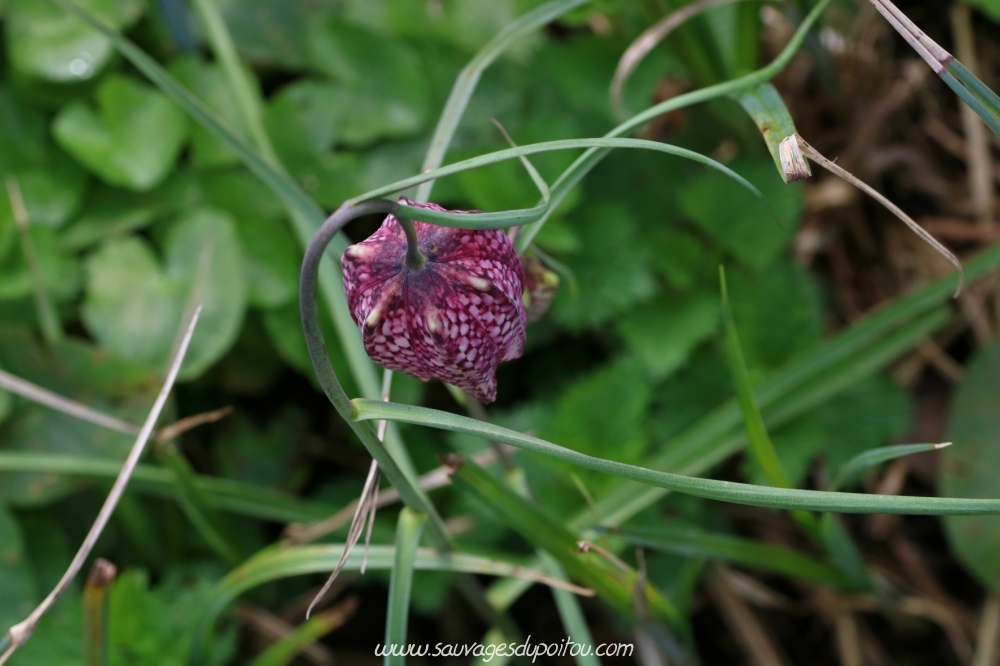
[341,198,527,403]
[522,257,560,323]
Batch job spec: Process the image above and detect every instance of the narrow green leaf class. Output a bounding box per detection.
[416,0,593,202]
[719,266,790,490]
[353,138,766,222]
[0,451,338,524]
[601,524,852,588]
[154,441,244,566]
[941,69,1000,137]
[538,553,601,666]
[188,0,279,165]
[353,399,1000,515]
[832,443,944,491]
[449,460,680,623]
[190,544,582,665]
[732,83,807,179]
[514,0,835,252]
[385,509,428,666]
[946,59,1000,123]
[817,514,872,591]
[249,611,343,666]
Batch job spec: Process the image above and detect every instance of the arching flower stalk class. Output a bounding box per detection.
[300,198,528,616]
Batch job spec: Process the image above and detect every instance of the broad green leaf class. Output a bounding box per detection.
[213,407,306,491]
[305,20,430,145]
[82,208,247,378]
[552,202,656,329]
[618,291,720,380]
[264,80,340,163]
[59,184,170,252]
[941,340,1000,590]
[169,56,248,167]
[729,260,823,371]
[53,74,189,191]
[5,0,143,81]
[0,505,36,631]
[678,158,803,271]
[0,225,82,303]
[0,159,87,230]
[0,87,88,231]
[107,569,236,666]
[231,214,299,309]
[542,356,653,465]
[217,0,335,68]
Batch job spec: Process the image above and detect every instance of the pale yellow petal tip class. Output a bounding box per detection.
[935,442,953,449]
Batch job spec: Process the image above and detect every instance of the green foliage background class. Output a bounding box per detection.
[3,0,994,661]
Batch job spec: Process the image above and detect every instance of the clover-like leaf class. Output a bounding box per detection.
[53,74,188,191]
[82,208,247,379]
[5,0,143,81]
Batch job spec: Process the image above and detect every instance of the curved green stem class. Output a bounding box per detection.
[299,201,448,543]
[398,217,427,271]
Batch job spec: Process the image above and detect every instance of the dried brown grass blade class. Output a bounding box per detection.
[609,0,749,119]
[0,306,202,664]
[791,135,965,296]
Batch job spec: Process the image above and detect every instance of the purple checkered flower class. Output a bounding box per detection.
[341,199,527,403]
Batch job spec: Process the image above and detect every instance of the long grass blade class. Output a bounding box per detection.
[5,176,62,346]
[867,0,1000,136]
[190,544,591,665]
[353,399,1000,515]
[719,267,790,489]
[514,0,835,252]
[610,0,750,119]
[384,509,428,666]
[831,443,949,492]
[601,524,852,588]
[416,0,592,202]
[48,0,422,488]
[447,459,678,623]
[155,440,245,566]
[353,138,765,217]
[0,451,337,523]
[188,0,279,164]
[249,600,357,666]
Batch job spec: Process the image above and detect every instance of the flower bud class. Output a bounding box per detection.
[341,199,527,403]
[522,256,560,323]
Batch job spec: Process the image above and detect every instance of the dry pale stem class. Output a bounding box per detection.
[973,594,1000,666]
[794,134,965,295]
[707,565,788,666]
[950,4,996,227]
[0,307,202,665]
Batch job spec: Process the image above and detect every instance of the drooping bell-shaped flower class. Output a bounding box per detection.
[341,199,527,403]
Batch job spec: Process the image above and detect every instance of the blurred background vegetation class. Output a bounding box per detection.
[1,0,1000,664]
